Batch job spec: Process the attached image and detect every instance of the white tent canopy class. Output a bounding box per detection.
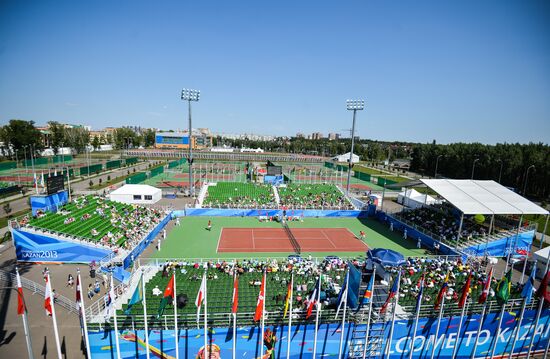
[398,188,438,209]
[420,179,548,215]
[109,184,162,205]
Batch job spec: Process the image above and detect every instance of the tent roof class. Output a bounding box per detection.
[110,184,161,196]
[419,179,548,215]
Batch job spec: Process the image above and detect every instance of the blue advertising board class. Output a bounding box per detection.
[464,230,535,257]
[30,190,69,216]
[172,208,370,218]
[89,309,550,358]
[12,229,111,263]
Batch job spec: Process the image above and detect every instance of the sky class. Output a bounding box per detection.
[0,0,549,144]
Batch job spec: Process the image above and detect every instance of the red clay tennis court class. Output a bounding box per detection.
[217,227,368,253]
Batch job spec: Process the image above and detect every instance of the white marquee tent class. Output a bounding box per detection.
[109,184,162,205]
[397,188,438,209]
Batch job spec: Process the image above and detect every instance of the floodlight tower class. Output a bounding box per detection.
[345,99,365,194]
[181,88,200,197]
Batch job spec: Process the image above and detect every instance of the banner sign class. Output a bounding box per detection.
[12,229,111,263]
[464,230,535,257]
[88,309,550,358]
[174,208,369,218]
[30,190,69,216]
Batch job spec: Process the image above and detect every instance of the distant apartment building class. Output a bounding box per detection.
[295,132,304,138]
[311,132,324,140]
[328,133,340,140]
[155,129,212,149]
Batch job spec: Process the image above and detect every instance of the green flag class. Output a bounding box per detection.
[496,270,512,305]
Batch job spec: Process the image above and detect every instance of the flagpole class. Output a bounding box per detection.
[77,269,91,359]
[489,278,509,358]
[362,267,376,359]
[338,270,350,359]
[385,272,400,358]
[527,251,550,358]
[203,271,208,357]
[508,298,527,358]
[260,270,267,356]
[312,274,322,359]
[409,277,423,359]
[174,271,179,359]
[141,269,151,359]
[286,272,294,359]
[16,267,34,359]
[111,274,121,359]
[232,271,237,359]
[452,296,469,359]
[47,272,63,359]
[470,301,488,359]
[430,295,445,359]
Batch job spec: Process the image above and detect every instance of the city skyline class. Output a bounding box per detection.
[1,0,549,145]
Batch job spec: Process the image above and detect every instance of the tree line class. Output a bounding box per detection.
[410,142,550,200]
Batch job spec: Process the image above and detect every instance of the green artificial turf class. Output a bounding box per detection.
[151,216,425,261]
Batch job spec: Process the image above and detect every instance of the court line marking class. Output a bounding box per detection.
[320,229,338,249]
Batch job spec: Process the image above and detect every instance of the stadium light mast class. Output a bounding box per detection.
[345,99,364,194]
[471,157,479,179]
[181,88,200,197]
[496,159,503,183]
[434,155,444,178]
[523,164,535,196]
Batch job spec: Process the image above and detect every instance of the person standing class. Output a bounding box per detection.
[403,228,408,239]
[417,237,422,249]
[163,228,166,240]
[206,219,212,231]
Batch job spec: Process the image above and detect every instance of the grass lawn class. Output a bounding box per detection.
[152,216,424,261]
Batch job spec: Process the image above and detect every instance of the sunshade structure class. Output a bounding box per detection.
[419,179,548,216]
[367,248,406,267]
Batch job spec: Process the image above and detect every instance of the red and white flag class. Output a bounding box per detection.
[195,273,207,322]
[16,270,26,315]
[306,278,321,319]
[44,274,53,316]
[478,267,493,304]
[253,272,266,322]
[231,274,239,315]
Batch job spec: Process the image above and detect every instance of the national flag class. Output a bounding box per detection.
[254,272,266,322]
[306,277,321,319]
[458,272,472,309]
[380,271,400,314]
[16,270,26,315]
[125,276,144,315]
[496,270,512,305]
[536,271,550,304]
[195,272,207,322]
[361,272,375,306]
[231,274,239,315]
[33,173,37,186]
[434,272,450,310]
[105,279,115,317]
[479,267,494,304]
[516,249,528,256]
[335,270,349,319]
[158,274,175,318]
[44,274,53,316]
[40,171,45,188]
[521,264,536,304]
[415,276,424,313]
[283,278,293,318]
[54,168,57,176]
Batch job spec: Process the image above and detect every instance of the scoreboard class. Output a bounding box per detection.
[46,175,65,195]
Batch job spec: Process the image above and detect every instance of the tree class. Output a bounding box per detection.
[113,128,138,149]
[0,120,44,158]
[48,121,66,154]
[143,129,156,147]
[64,127,90,154]
[91,135,100,150]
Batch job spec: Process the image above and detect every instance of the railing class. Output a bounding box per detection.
[0,269,78,315]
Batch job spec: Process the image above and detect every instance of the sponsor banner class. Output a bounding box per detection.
[172,208,369,218]
[465,230,535,257]
[12,229,111,263]
[89,309,550,358]
[30,190,69,216]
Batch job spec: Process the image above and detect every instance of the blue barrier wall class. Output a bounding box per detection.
[464,230,535,257]
[30,190,69,216]
[122,214,172,269]
[379,212,461,256]
[89,308,550,358]
[12,229,111,263]
[173,208,370,218]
